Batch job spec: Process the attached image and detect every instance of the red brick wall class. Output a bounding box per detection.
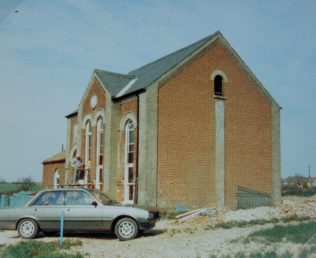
[157,39,272,208]
[42,161,65,188]
[68,116,78,152]
[80,78,106,188]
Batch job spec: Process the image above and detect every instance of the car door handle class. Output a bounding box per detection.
[34,208,37,212]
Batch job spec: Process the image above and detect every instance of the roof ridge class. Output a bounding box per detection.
[128,32,219,75]
[94,69,135,79]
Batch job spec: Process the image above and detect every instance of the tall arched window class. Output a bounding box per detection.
[85,121,92,163]
[95,117,104,190]
[124,120,135,204]
[214,75,223,96]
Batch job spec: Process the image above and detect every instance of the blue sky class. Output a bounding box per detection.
[0,0,315,181]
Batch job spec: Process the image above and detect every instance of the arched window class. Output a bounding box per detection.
[214,75,223,96]
[85,121,92,162]
[124,120,135,204]
[95,117,104,190]
[53,170,60,189]
[126,121,135,165]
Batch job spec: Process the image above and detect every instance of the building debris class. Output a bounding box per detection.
[176,208,208,223]
[175,196,316,226]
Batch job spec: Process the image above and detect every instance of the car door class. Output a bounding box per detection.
[31,191,65,231]
[63,190,103,231]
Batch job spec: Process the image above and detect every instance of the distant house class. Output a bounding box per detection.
[42,31,281,209]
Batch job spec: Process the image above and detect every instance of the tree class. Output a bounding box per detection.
[17,177,35,191]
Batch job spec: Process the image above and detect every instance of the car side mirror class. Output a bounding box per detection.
[92,201,98,208]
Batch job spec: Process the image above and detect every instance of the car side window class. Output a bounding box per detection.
[65,191,95,205]
[32,192,64,206]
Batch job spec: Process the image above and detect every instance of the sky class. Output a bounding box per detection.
[0,0,315,182]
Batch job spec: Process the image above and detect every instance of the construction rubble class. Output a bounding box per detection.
[175,196,316,226]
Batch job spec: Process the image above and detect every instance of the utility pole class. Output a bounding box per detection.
[308,164,311,186]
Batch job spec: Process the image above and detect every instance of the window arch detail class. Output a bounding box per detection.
[119,112,137,131]
[92,109,105,127]
[81,114,93,129]
[211,70,228,97]
[210,70,228,82]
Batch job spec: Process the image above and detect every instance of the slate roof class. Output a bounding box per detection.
[94,31,219,99]
[42,150,66,164]
[94,70,136,97]
[65,110,78,118]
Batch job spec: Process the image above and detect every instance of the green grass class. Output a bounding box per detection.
[214,215,311,230]
[0,240,83,258]
[209,250,292,258]
[244,220,316,244]
[0,183,42,194]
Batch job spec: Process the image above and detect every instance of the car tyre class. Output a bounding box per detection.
[17,218,38,239]
[114,217,138,241]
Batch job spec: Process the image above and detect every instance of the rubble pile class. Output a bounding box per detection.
[176,196,316,226]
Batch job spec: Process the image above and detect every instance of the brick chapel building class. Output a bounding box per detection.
[42,31,281,209]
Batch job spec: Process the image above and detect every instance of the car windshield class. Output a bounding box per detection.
[89,190,118,205]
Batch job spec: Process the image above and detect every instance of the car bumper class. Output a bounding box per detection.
[139,219,156,231]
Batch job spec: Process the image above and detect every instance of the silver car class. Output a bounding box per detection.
[0,189,159,241]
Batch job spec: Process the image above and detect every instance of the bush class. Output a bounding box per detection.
[282,184,316,197]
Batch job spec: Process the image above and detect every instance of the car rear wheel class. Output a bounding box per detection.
[17,218,38,239]
[114,217,138,241]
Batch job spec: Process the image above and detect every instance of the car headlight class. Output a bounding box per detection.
[147,212,154,219]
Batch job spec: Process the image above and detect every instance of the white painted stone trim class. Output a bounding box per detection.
[92,108,106,126]
[119,112,137,131]
[210,70,229,82]
[81,114,93,129]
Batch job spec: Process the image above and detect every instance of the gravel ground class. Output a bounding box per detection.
[1,196,316,257]
[0,220,305,258]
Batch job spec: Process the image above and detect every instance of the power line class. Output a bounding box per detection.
[0,0,24,23]
[0,121,59,147]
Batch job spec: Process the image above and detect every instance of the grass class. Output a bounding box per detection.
[0,239,83,258]
[209,250,292,258]
[213,215,311,230]
[243,220,316,244]
[0,183,42,194]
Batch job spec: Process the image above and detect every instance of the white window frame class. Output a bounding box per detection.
[84,121,92,185]
[95,117,104,190]
[124,120,135,204]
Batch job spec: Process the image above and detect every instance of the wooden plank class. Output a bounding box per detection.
[178,208,208,223]
[175,208,204,219]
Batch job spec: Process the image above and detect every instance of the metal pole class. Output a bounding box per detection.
[60,210,64,246]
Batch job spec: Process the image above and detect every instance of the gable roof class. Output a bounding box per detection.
[93,31,219,99]
[125,32,217,96]
[82,31,279,107]
[42,150,66,164]
[94,70,136,97]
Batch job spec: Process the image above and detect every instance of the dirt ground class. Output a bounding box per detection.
[0,220,311,258]
[0,196,316,258]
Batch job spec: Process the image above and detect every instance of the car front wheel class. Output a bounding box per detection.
[114,217,139,241]
[17,218,38,239]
